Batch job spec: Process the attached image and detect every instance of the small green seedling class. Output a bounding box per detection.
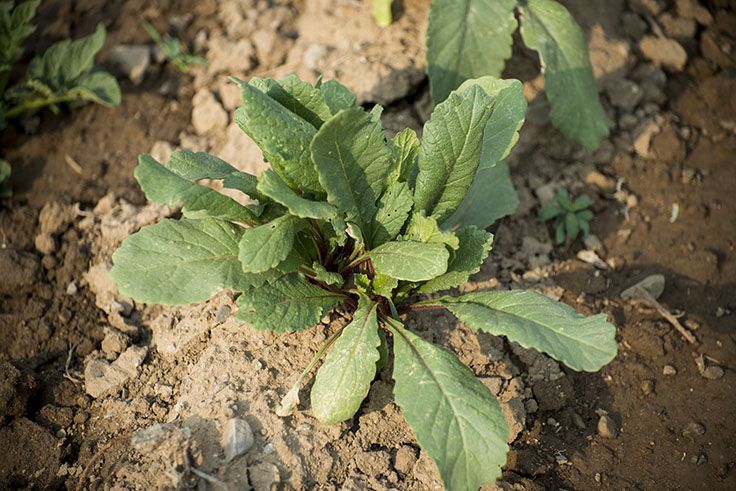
[143,20,205,73]
[0,0,40,94]
[372,0,393,26]
[0,158,11,197]
[427,0,608,150]
[111,73,616,490]
[538,187,594,244]
[2,22,120,123]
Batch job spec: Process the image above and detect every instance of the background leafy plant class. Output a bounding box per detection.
[0,0,39,94]
[2,22,120,123]
[538,187,593,244]
[0,158,11,197]
[142,20,206,73]
[111,73,616,490]
[426,0,608,150]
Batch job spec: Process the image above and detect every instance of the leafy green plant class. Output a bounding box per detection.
[2,22,120,122]
[372,0,393,26]
[111,73,616,490]
[0,158,11,197]
[142,20,206,73]
[0,0,40,94]
[538,187,593,244]
[426,0,608,150]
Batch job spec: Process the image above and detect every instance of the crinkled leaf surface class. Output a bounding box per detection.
[236,273,345,332]
[369,240,448,282]
[257,169,337,219]
[235,84,322,194]
[70,70,120,106]
[426,0,517,103]
[404,213,459,250]
[319,79,356,114]
[390,127,420,183]
[518,0,608,150]
[166,150,263,200]
[370,181,413,246]
[311,297,380,423]
[238,214,306,273]
[0,0,40,71]
[110,218,247,305]
[419,226,493,294]
[250,75,332,129]
[437,290,618,371]
[311,108,393,245]
[413,84,494,223]
[135,154,259,224]
[389,319,509,490]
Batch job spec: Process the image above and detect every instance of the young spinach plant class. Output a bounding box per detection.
[2,22,120,122]
[143,20,206,73]
[538,187,594,244]
[111,74,617,490]
[427,0,608,150]
[0,0,40,94]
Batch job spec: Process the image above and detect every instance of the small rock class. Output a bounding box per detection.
[479,377,504,396]
[251,29,286,67]
[150,141,174,164]
[84,346,148,398]
[38,405,74,429]
[73,410,89,425]
[191,89,228,135]
[394,445,417,475]
[501,397,526,443]
[659,13,697,39]
[534,182,558,206]
[65,281,78,295]
[249,462,281,491]
[131,423,190,453]
[525,399,539,414]
[217,79,242,112]
[676,0,713,25]
[607,79,643,111]
[571,412,586,430]
[597,414,619,438]
[355,450,391,477]
[633,119,660,158]
[222,418,254,462]
[584,234,603,250]
[207,37,255,74]
[702,365,724,380]
[621,274,665,301]
[108,45,151,85]
[640,379,655,395]
[303,43,327,71]
[577,249,609,270]
[639,36,688,72]
[585,170,616,192]
[663,365,677,376]
[682,421,706,438]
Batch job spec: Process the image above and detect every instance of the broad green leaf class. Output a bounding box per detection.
[311,262,344,286]
[236,273,346,332]
[256,169,337,219]
[390,128,420,183]
[518,0,608,150]
[373,273,398,299]
[404,213,460,250]
[440,78,526,231]
[319,79,356,114]
[437,290,618,371]
[370,181,413,247]
[238,214,307,273]
[419,226,493,294]
[28,23,106,86]
[369,240,448,282]
[426,0,517,103]
[166,150,264,201]
[0,0,39,75]
[311,108,393,244]
[413,84,494,223]
[70,70,120,106]
[235,84,322,195]
[135,154,260,224]
[233,250,305,291]
[249,75,332,129]
[389,319,509,490]
[442,162,519,231]
[311,297,380,423]
[110,218,248,305]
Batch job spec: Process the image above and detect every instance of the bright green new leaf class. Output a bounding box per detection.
[404,213,460,250]
[370,181,413,247]
[311,108,394,244]
[426,0,517,103]
[369,240,449,282]
[236,273,346,332]
[518,0,608,150]
[135,154,260,224]
[238,214,307,273]
[311,297,380,423]
[110,218,248,305]
[257,169,337,219]
[419,226,493,294]
[311,262,344,286]
[389,319,509,490]
[437,290,618,371]
[319,79,356,114]
[413,84,494,223]
[390,127,420,183]
[372,273,398,299]
[235,84,322,195]
[250,74,333,129]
